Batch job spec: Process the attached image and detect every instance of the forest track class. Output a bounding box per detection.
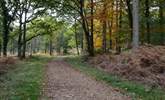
[40,59,130,100]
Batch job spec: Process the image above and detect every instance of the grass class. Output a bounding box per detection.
[66,56,165,100]
[0,56,52,100]
[0,55,164,100]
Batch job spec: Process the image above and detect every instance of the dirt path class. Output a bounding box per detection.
[40,60,131,100]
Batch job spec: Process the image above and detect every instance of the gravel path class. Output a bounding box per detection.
[40,60,131,100]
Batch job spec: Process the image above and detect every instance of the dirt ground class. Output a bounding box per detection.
[40,60,130,100]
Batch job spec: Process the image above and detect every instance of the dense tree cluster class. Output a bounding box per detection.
[0,0,164,58]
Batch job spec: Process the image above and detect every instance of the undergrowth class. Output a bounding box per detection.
[0,56,52,100]
[66,56,165,100]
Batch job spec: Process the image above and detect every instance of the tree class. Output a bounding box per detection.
[102,0,107,53]
[0,0,18,57]
[145,0,150,44]
[159,0,164,45]
[52,0,95,56]
[90,0,94,56]
[132,0,139,48]
[27,16,65,55]
[74,18,80,55]
[16,0,47,58]
[0,13,2,56]
[125,0,133,43]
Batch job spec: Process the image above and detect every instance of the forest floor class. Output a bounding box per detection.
[88,45,165,89]
[0,57,18,75]
[0,52,165,100]
[66,56,165,100]
[40,59,130,100]
[0,56,52,99]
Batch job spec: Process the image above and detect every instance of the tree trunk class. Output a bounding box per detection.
[12,40,15,55]
[102,0,107,53]
[159,0,164,45]
[74,19,80,55]
[115,0,120,53]
[22,23,27,58]
[132,0,139,48]
[102,21,107,52]
[81,31,84,53]
[116,0,122,54]
[145,0,150,44]
[108,20,113,50]
[79,0,94,56]
[22,10,28,58]
[90,0,94,56]
[0,42,2,56]
[45,42,47,54]
[2,25,9,57]
[18,15,23,58]
[30,42,33,56]
[126,0,133,42]
[33,38,37,54]
[1,1,9,57]
[49,39,53,56]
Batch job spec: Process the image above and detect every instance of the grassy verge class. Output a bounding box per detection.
[0,56,52,100]
[66,56,165,100]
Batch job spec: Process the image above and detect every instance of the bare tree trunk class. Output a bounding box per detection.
[22,22,27,58]
[102,21,107,52]
[49,39,53,56]
[145,0,150,44]
[79,0,94,56]
[1,1,9,57]
[81,31,84,53]
[159,0,164,45]
[132,0,139,48]
[126,0,133,43]
[30,41,33,56]
[115,0,120,53]
[102,0,107,53]
[10,39,15,55]
[108,1,114,50]
[45,42,47,54]
[90,0,94,56]
[33,38,37,54]
[0,42,2,57]
[18,15,23,58]
[108,20,113,50]
[22,4,28,58]
[116,0,123,54]
[74,19,80,55]
[2,23,9,57]
[12,40,15,55]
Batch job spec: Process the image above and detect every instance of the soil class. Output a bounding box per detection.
[40,60,130,100]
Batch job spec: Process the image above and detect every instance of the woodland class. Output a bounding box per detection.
[0,0,165,99]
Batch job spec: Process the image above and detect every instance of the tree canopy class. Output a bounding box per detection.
[0,0,164,58]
